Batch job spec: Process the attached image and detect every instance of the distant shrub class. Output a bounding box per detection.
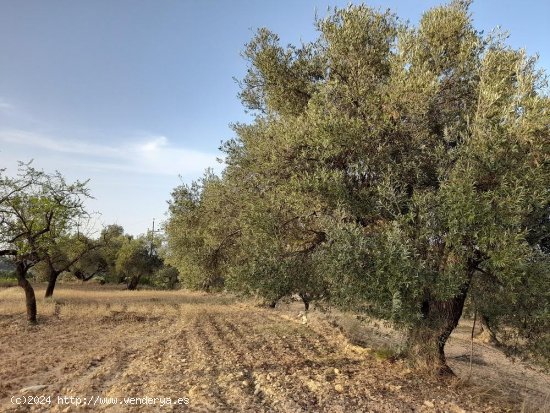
[153,267,180,290]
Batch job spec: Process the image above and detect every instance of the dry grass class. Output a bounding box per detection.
[278,300,550,413]
[1,283,549,412]
[0,283,236,319]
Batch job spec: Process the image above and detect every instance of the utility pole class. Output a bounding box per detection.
[149,218,155,256]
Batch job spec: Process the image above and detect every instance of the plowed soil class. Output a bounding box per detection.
[0,284,548,412]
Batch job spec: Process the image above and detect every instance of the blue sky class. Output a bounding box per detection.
[1,1,548,236]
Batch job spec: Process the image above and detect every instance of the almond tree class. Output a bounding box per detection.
[0,162,91,322]
[41,234,104,298]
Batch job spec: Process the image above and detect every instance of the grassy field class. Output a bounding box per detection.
[0,284,548,412]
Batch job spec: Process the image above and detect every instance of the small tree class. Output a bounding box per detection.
[0,162,91,322]
[90,224,126,283]
[70,245,109,283]
[116,237,161,290]
[153,266,180,289]
[165,171,239,291]
[42,234,106,298]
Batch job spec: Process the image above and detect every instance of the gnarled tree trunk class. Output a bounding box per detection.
[16,262,37,323]
[127,275,140,290]
[299,292,311,311]
[475,313,498,344]
[45,269,61,298]
[408,282,470,376]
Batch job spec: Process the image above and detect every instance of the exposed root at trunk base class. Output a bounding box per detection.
[407,351,456,378]
[407,326,458,378]
[409,281,471,378]
[475,329,499,345]
[435,363,455,378]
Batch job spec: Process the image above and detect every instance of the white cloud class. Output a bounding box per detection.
[0,130,223,236]
[0,129,221,177]
[138,135,168,153]
[0,130,121,157]
[0,98,14,112]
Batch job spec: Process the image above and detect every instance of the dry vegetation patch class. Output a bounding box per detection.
[0,284,548,412]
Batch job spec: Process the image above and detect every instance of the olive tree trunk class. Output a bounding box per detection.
[299,292,311,311]
[475,313,498,344]
[127,275,140,290]
[408,283,470,376]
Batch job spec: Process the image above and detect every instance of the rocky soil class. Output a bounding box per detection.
[0,285,548,412]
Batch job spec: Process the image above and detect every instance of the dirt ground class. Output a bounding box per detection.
[0,284,548,412]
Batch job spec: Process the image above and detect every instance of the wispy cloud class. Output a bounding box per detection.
[0,98,15,113]
[138,135,168,153]
[0,129,220,176]
[0,130,122,157]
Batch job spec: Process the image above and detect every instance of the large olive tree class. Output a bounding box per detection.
[167,1,549,373]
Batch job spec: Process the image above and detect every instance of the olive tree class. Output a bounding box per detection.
[116,236,161,290]
[236,1,549,373]
[167,1,549,373]
[165,171,240,291]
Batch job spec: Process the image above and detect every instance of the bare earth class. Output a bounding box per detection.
[0,284,548,412]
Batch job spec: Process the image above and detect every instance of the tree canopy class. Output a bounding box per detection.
[0,162,91,321]
[165,1,550,373]
[116,236,162,290]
